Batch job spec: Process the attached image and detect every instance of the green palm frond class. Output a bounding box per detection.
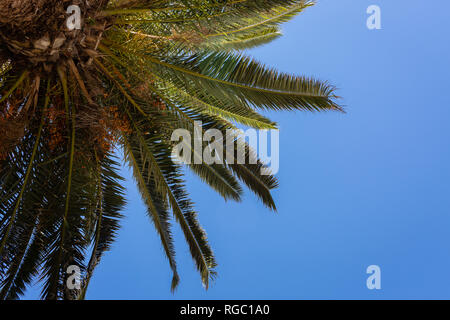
[143,50,341,111]
[105,0,312,48]
[79,154,125,299]
[213,28,283,51]
[123,136,181,291]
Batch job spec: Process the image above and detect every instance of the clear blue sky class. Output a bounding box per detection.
[26,0,450,299]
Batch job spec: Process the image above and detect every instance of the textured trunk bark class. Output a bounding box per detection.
[0,0,46,24]
[0,0,110,65]
[0,0,70,41]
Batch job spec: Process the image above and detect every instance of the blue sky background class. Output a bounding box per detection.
[25,0,450,299]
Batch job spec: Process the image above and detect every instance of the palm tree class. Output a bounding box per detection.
[0,0,341,300]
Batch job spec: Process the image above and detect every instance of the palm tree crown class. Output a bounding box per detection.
[0,0,341,299]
